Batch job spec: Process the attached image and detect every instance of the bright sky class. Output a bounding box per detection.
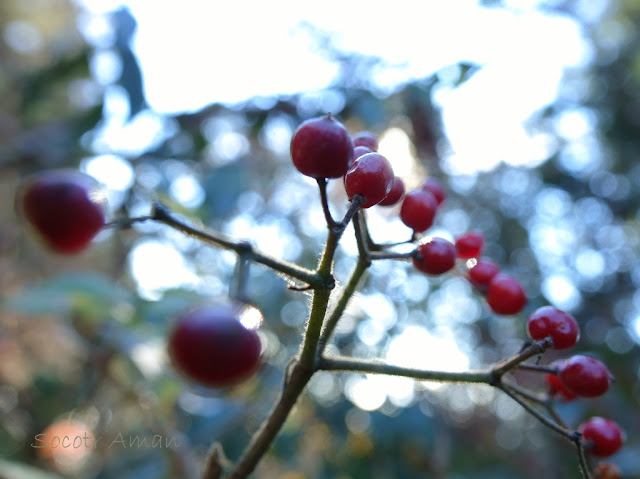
[77,0,590,175]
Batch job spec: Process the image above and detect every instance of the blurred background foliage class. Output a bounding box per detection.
[1,0,640,478]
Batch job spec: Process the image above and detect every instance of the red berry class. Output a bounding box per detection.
[168,304,262,388]
[526,306,580,349]
[545,361,578,401]
[558,355,613,398]
[467,258,500,291]
[16,169,107,254]
[455,231,485,259]
[579,417,625,457]
[486,273,527,315]
[399,189,438,232]
[344,152,394,208]
[377,176,405,206]
[353,145,374,160]
[290,115,354,179]
[412,237,457,275]
[421,177,446,205]
[352,131,378,151]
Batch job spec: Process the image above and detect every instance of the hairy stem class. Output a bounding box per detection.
[318,355,492,383]
[225,361,313,479]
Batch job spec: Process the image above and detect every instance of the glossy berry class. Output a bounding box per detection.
[353,145,374,160]
[16,169,107,254]
[412,237,457,275]
[526,306,580,349]
[486,273,527,315]
[421,177,446,205]
[455,231,485,259]
[467,258,500,291]
[344,152,394,208]
[558,355,613,398]
[399,189,438,232]
[168,304,262,388]
[352,131,378,151]
[579,417,625,457]
[545,361,577,401]
[290,115,354,179]
[377,176,405,206]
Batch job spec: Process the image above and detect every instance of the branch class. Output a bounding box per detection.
[225,361,313,479]
[318,355,492,384]
[114,202,324,289]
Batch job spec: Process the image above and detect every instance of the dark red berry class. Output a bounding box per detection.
[16,169,107,254]
[526,306,580,349]
[421,177,446,205]
[290,115,354,179]
[377,176,405,206]
[455,231,485,259]
[168,304,262,388]
[412,237,457,275]
[353,145,374,160]
[400,189,438,232]
[545,361,577,401]
[467,258,500,291]
[558,355,613,398]
[352,131,378,151]
[579,417,625,457]
[344,152,394,208]
[486,273,527,315]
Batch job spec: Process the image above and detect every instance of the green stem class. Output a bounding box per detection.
[318,356,492,383]
[225,361,313,479]
[317,258,369,354]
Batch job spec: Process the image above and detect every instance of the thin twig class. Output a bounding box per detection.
[117,202,324,289]
[498,382,573,439]
[317,178,336,229]
[517,363,558,374]
[318,355,492,383]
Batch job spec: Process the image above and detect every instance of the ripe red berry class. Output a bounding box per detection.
[352,131,378,151]
[486,273,527,315]
[168,304,262,388]
[455,231,485,259]
[421,177,446,205]
[377,176,405,206]
[16,169,107,254]
[412,237,457,275]
[400,189,438,232]
[467,258,500,291]
[558,355,613,398]
[344,152,394,208]
[545,361,577,401]
[353,145,374,160]
[526,306,580,349]
[579,417,625,457]
[290,115,354,179]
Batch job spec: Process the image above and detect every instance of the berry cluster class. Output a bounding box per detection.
[289,115,625,462]
[15,113,627,478]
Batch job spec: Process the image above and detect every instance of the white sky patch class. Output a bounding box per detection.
[128,240,200,300]
[385,325,470,390]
